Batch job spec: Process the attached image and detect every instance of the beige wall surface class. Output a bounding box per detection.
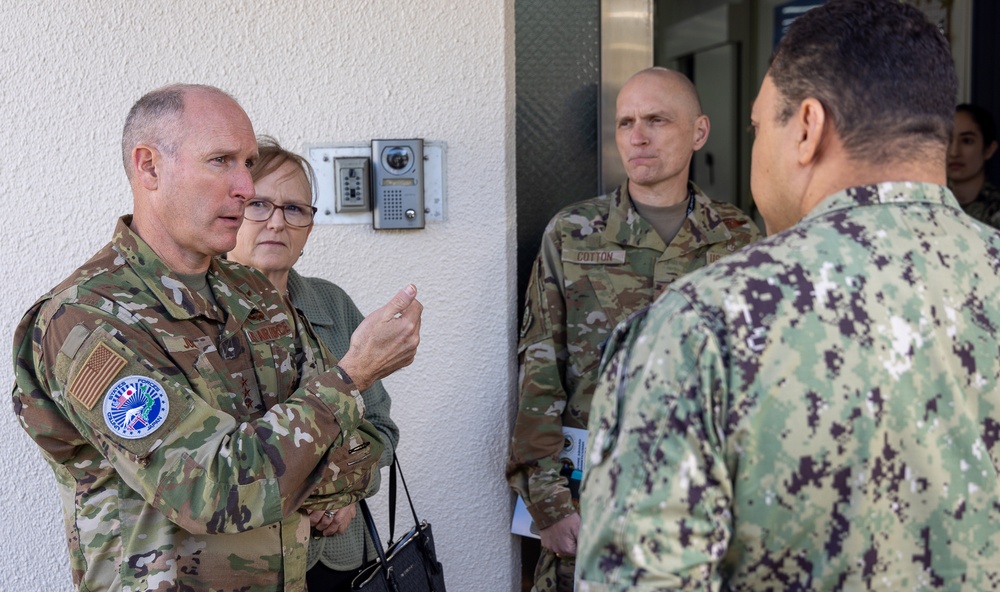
[0,1,518,589]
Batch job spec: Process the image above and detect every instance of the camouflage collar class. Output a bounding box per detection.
[604,184,664,249]
[111,216,265,325]
[804,182,956,222]
[606,182,734,254]
[686,181,738,247]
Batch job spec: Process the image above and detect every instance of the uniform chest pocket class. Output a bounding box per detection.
[560,249,656,384]
[562,253,654,331]
[243,319,298,407]
[162,335,220,383]
[163,334,264,418]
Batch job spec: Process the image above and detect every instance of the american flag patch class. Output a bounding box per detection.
[69,343,127,410]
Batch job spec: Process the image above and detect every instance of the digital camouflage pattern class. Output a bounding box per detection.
[12,216,383,592]
[961,180,1000,230]
[507,182,760,591]
[578,183,1000,591]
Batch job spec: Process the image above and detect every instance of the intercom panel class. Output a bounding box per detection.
[372,139,425,229]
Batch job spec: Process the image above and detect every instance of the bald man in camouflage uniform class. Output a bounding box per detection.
[578,1,1000,590]
[12,84,422,591]
[507,68,760,592]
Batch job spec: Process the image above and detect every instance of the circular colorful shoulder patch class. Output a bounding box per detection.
[102,375,169,440]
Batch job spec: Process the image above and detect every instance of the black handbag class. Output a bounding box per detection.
[352,458,446,592]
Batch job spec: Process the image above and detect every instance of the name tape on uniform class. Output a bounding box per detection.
[562,249,626,265]
[246,320,293,343]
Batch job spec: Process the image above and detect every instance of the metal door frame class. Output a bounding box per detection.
[600,0,654,193]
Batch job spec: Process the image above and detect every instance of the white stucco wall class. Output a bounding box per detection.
[0,1,518,589]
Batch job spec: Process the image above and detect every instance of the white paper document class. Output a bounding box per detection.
[511,426,588,539]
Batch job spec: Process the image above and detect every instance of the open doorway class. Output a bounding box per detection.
[657,1,752,219]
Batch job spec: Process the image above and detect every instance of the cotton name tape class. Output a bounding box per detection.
[103,375,170,439]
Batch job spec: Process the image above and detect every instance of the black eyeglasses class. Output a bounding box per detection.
[243,198,318,227]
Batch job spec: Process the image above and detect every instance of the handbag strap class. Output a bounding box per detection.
[386,457,443,592]
[385,456,423,545]
[359,499,398,590]
[366,457,442,592]
[388,457,397,544]
[394,457,421,528]
[376,454,420,547]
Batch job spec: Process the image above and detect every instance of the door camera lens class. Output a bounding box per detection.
[384,147,411,172]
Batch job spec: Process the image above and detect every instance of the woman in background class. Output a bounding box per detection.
[229,136,400,590]
[948,103,1000,228]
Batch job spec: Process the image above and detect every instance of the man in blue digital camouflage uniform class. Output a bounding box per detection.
[578,1,1000,589]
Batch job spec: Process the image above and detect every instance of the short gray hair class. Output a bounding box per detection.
[121,84,234,180]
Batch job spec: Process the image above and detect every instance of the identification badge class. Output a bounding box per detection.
[563,249,626,265]
[163,335,217,354]
[103,375,170,440]
[246,320,293,343]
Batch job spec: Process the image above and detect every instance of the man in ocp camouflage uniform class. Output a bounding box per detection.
[507,68,760,592]
[578,1,1000,590]
[12,84,423,591]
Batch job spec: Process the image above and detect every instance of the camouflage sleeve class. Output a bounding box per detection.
[28,301,380,535]
[577,293,731,591]
[302,381,391,509]
[506,227,577,529]
[300,297,397,508]
[335,292,399,475]
[294,365,385,512]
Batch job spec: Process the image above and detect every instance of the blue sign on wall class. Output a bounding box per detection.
[774,0,827,50]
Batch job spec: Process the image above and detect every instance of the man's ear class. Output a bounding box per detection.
[692,114,711,151]
[132,145,160,190]
[796,98,827,166]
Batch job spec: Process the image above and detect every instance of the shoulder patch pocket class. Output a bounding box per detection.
[64,327,193,462]
[519,305,534,341]
[68,342,127,410]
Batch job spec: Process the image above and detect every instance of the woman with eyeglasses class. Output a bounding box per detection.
[228,136,400,590]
